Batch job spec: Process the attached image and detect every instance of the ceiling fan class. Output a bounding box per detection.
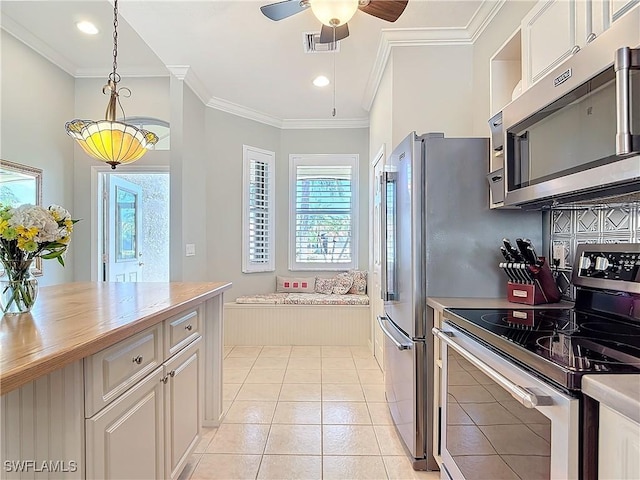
[260,0,409,44]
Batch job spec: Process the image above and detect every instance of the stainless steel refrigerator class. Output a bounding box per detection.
[377,132,542,470]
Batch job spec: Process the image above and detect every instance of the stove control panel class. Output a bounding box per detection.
[575,245,640,283]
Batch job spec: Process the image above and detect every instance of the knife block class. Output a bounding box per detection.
[506,257,562,305]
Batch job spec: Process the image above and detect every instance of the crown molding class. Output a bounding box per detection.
[207,96,283,128]
[166,65,211,106]
[361,0,507,112]
[467,0,507,43]
[1,16,76,77]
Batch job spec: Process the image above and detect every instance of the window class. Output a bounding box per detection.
[289,154,358,271]
[242,145,275,273]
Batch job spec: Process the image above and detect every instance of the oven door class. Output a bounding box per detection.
[433,322,579,480]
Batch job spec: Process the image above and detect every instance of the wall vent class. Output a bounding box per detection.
[303,32,341,53]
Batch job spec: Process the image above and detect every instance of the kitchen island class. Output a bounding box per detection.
[0,281,231,479]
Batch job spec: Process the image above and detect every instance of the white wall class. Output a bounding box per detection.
[205,107,369,299]
[1,31,76,286]
[206,108,281,296]
[391,44,475,145]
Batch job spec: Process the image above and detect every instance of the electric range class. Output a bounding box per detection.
[437,243,640,480]
[445,243,640,392]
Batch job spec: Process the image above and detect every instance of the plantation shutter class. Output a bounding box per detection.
[243,146,275,273]
[294,164,353,265]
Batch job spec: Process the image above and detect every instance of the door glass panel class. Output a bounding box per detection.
[115,186,138,262]
[446,349,551,479]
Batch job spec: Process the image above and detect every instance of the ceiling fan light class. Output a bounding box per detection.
[310,0,358,26]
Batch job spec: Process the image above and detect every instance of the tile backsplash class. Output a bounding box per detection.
[549,203,640,299]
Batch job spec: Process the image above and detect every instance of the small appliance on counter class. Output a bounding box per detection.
[499,238,561,305]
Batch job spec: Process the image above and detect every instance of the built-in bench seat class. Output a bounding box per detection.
[224,292,370,346]
[234,292,369,305]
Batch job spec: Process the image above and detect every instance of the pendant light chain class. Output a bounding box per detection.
[110,0,120,85]
[332,25,336,117]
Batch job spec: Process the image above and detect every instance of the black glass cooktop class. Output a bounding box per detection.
[444,307,640,390]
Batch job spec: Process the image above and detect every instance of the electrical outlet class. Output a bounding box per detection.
[185,243,196,257]
[553,244,565,269]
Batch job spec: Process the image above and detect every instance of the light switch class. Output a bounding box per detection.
[185,243,196,257]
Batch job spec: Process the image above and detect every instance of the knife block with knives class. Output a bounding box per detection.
[500,239,562,305]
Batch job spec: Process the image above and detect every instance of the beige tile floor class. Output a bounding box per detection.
[179,345,441,480]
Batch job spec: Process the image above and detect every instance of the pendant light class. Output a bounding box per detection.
[65,0,158,169]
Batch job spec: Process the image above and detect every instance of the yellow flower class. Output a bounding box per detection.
[64,219,74,231]
[60,236,70,245]
[16,226,39,240]
[0,218,8,235]
[17,237,38,252]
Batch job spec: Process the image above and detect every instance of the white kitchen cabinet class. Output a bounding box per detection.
[521,0,578,89]
[164,337,202,480]
[85,366,165,479]
[598,404,640,479]
[85,309,203,480]
[521,0,639,89]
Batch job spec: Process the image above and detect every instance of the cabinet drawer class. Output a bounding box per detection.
[85,324,163,417]
[165,309,200,357]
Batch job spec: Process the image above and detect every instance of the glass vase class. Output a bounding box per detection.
[0,260,38,315]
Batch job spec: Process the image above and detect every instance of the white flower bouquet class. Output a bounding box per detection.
[0,203,79,314]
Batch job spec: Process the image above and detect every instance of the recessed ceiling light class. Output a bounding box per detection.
[76,21,99,35]
[313,76,330,87]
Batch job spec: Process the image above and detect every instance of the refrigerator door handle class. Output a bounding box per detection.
[380,171,398,301]
[377,315,412,350]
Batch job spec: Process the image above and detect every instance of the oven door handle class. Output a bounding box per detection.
[433,327,550,409]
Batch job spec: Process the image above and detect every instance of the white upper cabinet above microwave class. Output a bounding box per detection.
[521,0,639,89]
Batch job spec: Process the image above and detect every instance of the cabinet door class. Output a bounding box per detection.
[598,405,640,480]
[86,366,164,480]
[164,337,202,480]
[522,0,578,88]
[610,0,639,21]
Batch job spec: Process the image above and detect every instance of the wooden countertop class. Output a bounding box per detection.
[0,282,232,395]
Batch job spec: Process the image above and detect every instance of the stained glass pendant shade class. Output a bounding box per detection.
[65,0,158,169]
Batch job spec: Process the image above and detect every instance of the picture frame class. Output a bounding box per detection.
[0,160,44,276]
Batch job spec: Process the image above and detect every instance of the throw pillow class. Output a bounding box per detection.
[315,277,335,295]
[348,270,367,295]
[332,272,354,295]
[276,276,316,293]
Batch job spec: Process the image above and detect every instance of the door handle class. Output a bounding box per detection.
[377,316,412,350]
[433,327,552,409]
[615,47,640,155]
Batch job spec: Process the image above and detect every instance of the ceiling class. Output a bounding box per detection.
[1,0,495,126]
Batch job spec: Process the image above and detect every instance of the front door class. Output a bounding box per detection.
[106,176,143,282]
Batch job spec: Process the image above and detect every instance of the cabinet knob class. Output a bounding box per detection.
[132,355,143,365]
[161,375,169,384]
[184,324,193,331]
[586,33,597,43]
[571,45,581,55]
[169,370,176,377]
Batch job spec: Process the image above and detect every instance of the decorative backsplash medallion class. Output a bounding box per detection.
[549,203,640,299]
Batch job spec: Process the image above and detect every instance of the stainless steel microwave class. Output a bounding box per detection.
[502,12,640,207]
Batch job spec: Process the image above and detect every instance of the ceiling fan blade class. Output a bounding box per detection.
[318,23,350,44]
[358,0,408,22]
[260,0,308,21]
